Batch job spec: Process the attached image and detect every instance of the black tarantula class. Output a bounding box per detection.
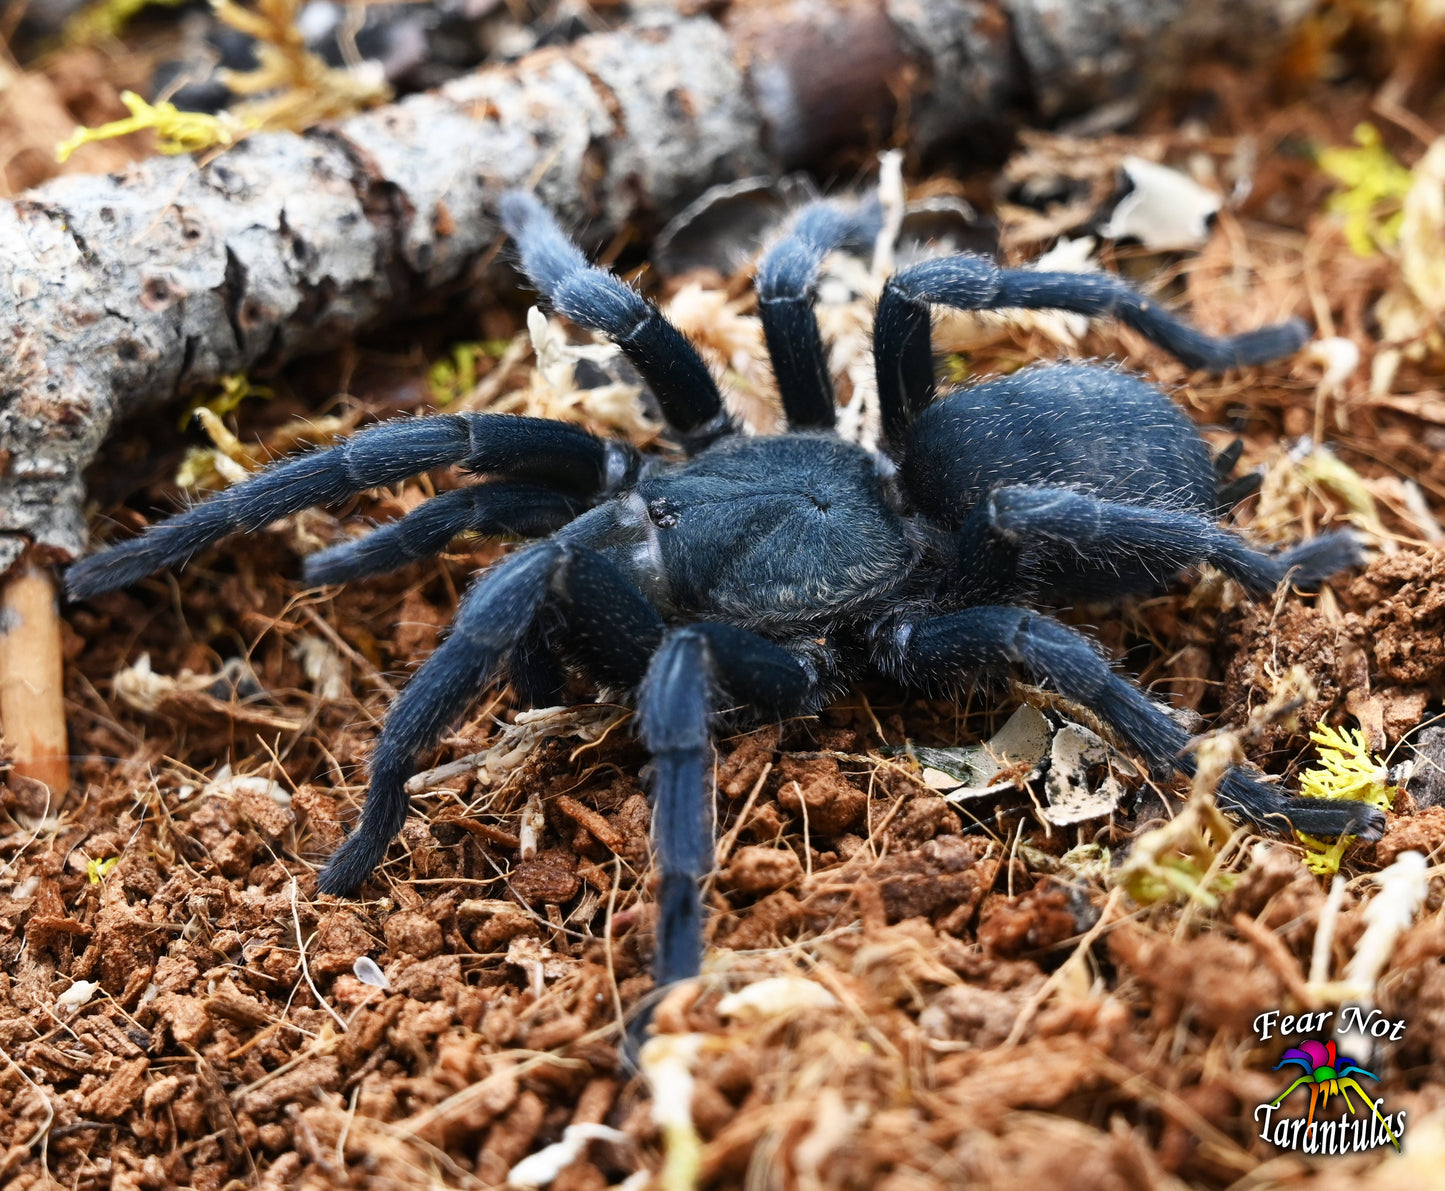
[68,191,1385,987]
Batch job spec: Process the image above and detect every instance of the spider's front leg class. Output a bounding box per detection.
[501,191,734,449]
[880,605,1386,841]
[318,541,665,894]
[66,414,629,596]
[638,623,820,983]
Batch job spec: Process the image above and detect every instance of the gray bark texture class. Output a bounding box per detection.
[0,0,1314,571]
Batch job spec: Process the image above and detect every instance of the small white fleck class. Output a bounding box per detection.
[353,956,390,989]
[507,1123,630,1188]
[57,979,100,1012]
[716,976,838,1022]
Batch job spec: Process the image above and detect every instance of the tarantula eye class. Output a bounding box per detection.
[647,497,680,528]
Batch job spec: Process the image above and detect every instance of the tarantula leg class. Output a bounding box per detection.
[884,605,1386,841]
[511,544,668,714]
[756,198,883,430]
[318,542,664,894]
[638,623,818,984]
[66,414,624,598]
[875,255,1309,446]
[508,621,568,708]
[986,484,1363,595]
[949,500,1026,604]
[500,191,733,448]
[302,483,586,585]
[318,543,560,894]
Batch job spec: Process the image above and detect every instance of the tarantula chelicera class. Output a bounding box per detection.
[68,191,1385,986]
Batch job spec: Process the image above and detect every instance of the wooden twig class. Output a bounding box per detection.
[0,557,68,794]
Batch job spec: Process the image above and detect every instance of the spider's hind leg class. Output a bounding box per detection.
[882,604,1385,841]
[755,197,883,430]
[985,483,1362,597]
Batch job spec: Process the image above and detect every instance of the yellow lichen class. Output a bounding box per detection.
[176,407,264,492]
[178,372,275,431]
[86,856,120,884]
[56,91,245,162]
[56,0,390,163]
[428,341,509,406]
[1317,123,1413,257]
[1296,721,1397,875]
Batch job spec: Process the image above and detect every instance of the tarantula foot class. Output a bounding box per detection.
[1271,529,1365,588]
[1283,797,1388,842]
[1218,769,1388,841]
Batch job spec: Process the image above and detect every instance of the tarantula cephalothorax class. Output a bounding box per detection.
[68,191,1384,986]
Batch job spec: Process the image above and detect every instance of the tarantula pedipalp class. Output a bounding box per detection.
[67,190,1384,987]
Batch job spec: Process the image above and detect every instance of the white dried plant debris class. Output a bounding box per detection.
[1324,851,1430,1065]
[507,1123,632,1188]
[816,250,884,450]
[202,764,292,808]
[1309,872,1348,986]
[1343,850,1429,998]
[665,282,781,434]
[793,1088,865,1191]
[519,789,544,861]
[1374,137,1445,357]
[112,653,213,712]
[10,875,40,899]
[57,979,100,1012]
[870,148,907,279]
[640,1033,706,1191]
[1100,156,1221,250]
[480,705,624,786]
[496,306,654,439]
[404,704,626,795]
[1305,336,1361,403]
[291,634,349,700]
[716,976,839,1022]
[352,956,390,989]
[1402,478,1445,543]
[113,653,266,712]
[505,935,576,996]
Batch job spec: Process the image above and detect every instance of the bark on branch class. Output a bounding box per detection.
[0,0,1313,571]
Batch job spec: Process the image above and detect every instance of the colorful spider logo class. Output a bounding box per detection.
[1269,1038,1399,1150]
